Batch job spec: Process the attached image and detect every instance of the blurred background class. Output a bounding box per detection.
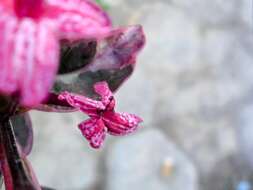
[29,0,253,189]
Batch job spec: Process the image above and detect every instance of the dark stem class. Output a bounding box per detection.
[1,120,33,189]
[0,99,40,190]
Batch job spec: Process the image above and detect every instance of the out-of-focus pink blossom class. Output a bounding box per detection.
[58,81,142,148]
[0,0,112,106]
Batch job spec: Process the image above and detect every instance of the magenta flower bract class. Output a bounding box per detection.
[0,0,112,106]
[58,81,143,148]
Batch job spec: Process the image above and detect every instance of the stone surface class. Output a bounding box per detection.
[29,111,101,190]
[115,68,155,126]
[105,129,198,190]
[235,103,253,169]
[202,154,253,190]
[241,0,253,28]
[172,0,241,26]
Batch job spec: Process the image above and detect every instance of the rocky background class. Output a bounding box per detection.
[28,0,253,189]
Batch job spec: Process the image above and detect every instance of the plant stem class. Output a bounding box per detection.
[0,148,13,190]
[0,99,40,190]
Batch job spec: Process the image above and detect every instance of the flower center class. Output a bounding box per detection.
[14,0,44,18]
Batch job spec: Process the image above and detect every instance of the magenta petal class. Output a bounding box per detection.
[0,16,59,106]
[105,112,143,127]
[45,0,112,40]
[94,81,113,106]
[14,0,44,18]
[0,12,18,94]
[90,128,106,148]
[0,1,13,13]
[19,20,59,106]
[103,112,143,136]
[78,118,97,140]
[58,91,105,111]
[78,118,106,148]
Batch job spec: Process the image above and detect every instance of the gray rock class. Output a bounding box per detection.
[29,111,101,190]
[105,129,198,190]
[235,103,253,169]
[186,120,237,174]
[202,154,253,190]
[115,68,156,126]
[137,3,201,72]
[113,4,253,187]
[114,0,250,176]
[157,116,238,174]
[172,0,241,26]
[240,0,253,28]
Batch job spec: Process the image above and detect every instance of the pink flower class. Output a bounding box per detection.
[0,0,112,106]
[58,82,143,148]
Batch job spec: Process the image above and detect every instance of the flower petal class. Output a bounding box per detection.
[45,0,112,40]
[35,92,78,112]
[58,91,105,112]
[103,112,143,136]
[94,81,113,106]
[0,10,59,106]
[0,12,18,93]
[17,20,59,106]
[90,127,106,149]
[78,118,106,148]
[1,0,13,12]
[14,0,44,18]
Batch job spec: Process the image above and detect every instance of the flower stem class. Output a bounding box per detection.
[0,99,40,190]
